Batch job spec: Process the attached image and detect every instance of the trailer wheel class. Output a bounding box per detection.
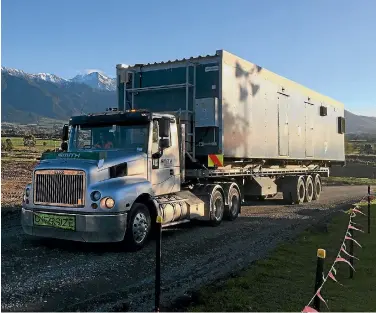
[312,174,322,200]
[305,175,314,203]
[123,203,151,250]
[210,189,225,226]
[225,185,240,221]
[283,176,306,204]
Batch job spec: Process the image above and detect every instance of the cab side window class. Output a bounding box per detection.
[152,120,159,154]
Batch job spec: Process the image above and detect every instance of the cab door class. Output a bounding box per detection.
[150,118,181,196]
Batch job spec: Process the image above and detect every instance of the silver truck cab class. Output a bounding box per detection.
[21,109,182,249]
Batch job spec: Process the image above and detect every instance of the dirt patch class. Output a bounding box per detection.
[1,161,37,211]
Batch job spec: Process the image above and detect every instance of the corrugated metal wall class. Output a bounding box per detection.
[128,60,222,155]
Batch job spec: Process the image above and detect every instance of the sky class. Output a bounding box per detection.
[1,0,376,116]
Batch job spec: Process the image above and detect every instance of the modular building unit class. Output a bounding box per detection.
[117,50,345,165]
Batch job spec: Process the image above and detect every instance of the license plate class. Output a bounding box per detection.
[33,212,76,231]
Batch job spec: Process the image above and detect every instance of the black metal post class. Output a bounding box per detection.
[349,228,354,279]
[368,185,371,234]
[313,249,326,311]
[155,216,163,312]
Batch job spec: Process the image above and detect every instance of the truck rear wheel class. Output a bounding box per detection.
[305,175,314,203]
[312,174,322,200]
[210,189,225,226]
[124,203,151,250]
[283,176,306,204]
[225,185,240,221]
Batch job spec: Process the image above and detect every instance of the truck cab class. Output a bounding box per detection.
[21,109,189,249]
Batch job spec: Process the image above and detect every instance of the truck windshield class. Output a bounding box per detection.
[69,124,149,153]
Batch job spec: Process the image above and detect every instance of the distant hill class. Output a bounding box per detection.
[344,110,376,134]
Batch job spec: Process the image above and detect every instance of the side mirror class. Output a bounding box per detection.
[152,139,170,159]
[62,124,69,141]
[159,118,170,138]
[160,138,171,149]
[61,142,68,151]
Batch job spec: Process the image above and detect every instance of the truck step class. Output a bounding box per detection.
[161,219,191,228]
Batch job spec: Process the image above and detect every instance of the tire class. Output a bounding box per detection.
[210,189,225,226]
[312,174,322,201]
[283,176,306,204]
[225,185,240,221]
[305,175,314,203]
[123,203,151,251]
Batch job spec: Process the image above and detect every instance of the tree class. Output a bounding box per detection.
[43,141,47,147]
[363,144,373,155]
[3,139,14,151]
[23,134,36,149]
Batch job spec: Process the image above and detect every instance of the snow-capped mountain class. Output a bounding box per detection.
[1,66,68,84]
[2,66,115,124]
[35,73,67,84]
[1,67,28,77]
[1,67,116,91]
[71,71,116,91]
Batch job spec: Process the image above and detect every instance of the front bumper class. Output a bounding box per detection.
[21,208,128,243]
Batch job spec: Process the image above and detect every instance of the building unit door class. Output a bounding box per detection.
[305,103,315,157]
[278,95,289,156]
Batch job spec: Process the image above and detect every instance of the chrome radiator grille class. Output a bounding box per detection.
[33,170,86,206]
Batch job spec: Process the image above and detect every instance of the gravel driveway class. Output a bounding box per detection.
[1,185,367,312]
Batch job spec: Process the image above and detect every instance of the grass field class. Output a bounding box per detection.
[1,137,61,161]
[324,176,376,186]
[2,137,60,151]
[187,200,376,312]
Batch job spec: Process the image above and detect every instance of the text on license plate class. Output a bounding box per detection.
[33,213,76,231]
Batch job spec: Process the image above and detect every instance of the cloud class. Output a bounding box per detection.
[83,68,105,75]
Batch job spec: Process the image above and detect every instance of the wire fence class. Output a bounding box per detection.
[302,186,375,312]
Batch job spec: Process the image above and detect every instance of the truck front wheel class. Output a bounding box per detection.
[124,203,151,250]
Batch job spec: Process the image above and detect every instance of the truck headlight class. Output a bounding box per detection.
[91,191,101,201]
[101,197,115,209]
[25,188,30,197]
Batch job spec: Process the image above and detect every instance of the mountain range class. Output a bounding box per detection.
[1,67,116,124]
[1,67,376,134]
[1,67,116,91]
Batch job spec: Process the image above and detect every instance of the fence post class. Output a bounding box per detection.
[368,185,371,234]
[155,216,163,312]
[313,248,326,311]
[349,228,354,278]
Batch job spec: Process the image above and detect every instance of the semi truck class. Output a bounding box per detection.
[21,49,346,250]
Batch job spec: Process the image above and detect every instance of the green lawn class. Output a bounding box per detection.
[324,176,376,186]
[2,137,60,154]
[187,201,376,312]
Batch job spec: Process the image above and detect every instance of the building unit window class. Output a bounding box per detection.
[338,116,346,134]
[320,106,327,116]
